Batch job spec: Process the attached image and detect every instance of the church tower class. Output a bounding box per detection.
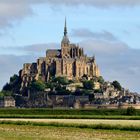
[61,18,71,58]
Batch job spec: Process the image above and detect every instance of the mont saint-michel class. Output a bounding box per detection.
[1,2,140,140]
[0,20,140,108]
[20,19,100,90]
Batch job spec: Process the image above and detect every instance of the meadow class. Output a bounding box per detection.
[1,124,140,140]
[0,108,140,139]
[0,108,140,120]
[1,119,140,131]
[0,120,140,140]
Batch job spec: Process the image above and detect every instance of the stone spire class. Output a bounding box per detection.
[64,17,67,36]
[61,17,70,44]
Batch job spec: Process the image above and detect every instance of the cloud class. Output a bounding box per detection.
[46,0,140,7]
[0,0,139,31]
[20,43,59,55]
[0,0,48,30]
[0,43,59,56]
[80,39,128,56]
[71,29,117,41]
[0,1,31,29]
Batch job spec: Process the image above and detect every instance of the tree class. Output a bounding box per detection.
[30,80,46,91]
[112,80,122,91]
[0,92,4,98]
[52,76,69,85]
[0,91,12,98]
[46,82,55,91]
[3,83,12,91]
[97,76,104,84]
[83,80,94,90]
[10,74,19,83]
[126,106,136,115]
[2,74,22,94]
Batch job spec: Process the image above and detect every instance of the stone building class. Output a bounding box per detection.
[20,19,100,89]
[0,96,15,108]
[102,82,119,98]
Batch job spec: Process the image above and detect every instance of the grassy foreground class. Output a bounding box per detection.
[0,108,140,120]
[1,120,140,131]
[0,108,133,116]
[1,114,140,120]
[0,123,140,140]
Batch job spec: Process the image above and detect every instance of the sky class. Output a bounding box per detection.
[0,0,140,93]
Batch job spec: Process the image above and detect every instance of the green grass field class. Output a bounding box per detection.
[1,119,140,131]
[0,108,140,120]
[2,118,140,127]
[0,108,132,116]
[0,123,140,140]
[0,108,140,139]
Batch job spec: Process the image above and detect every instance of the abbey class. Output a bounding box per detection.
[20,19,100,88]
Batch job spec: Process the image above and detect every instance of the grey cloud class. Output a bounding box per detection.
[0,0,48,30]
[80,39,128,56]
[21,43,59,54]
[0,43,59,56]
[46,0,140,7]
[0,1,32,29]
[71,29,117,41]
[0,0,140,30]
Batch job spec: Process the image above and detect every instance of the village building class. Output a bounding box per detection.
[0,96,15,108]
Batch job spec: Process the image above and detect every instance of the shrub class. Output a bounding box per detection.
[52,76,69,85]
[97,76,104,84]
[3,83,12,91]
[30,80,46,91]
[2,74,22,94]
[112,80,122,91]
[83,80,94,90]
[126,106,136,115]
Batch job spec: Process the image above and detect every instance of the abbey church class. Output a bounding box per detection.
[20,19,100,88]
